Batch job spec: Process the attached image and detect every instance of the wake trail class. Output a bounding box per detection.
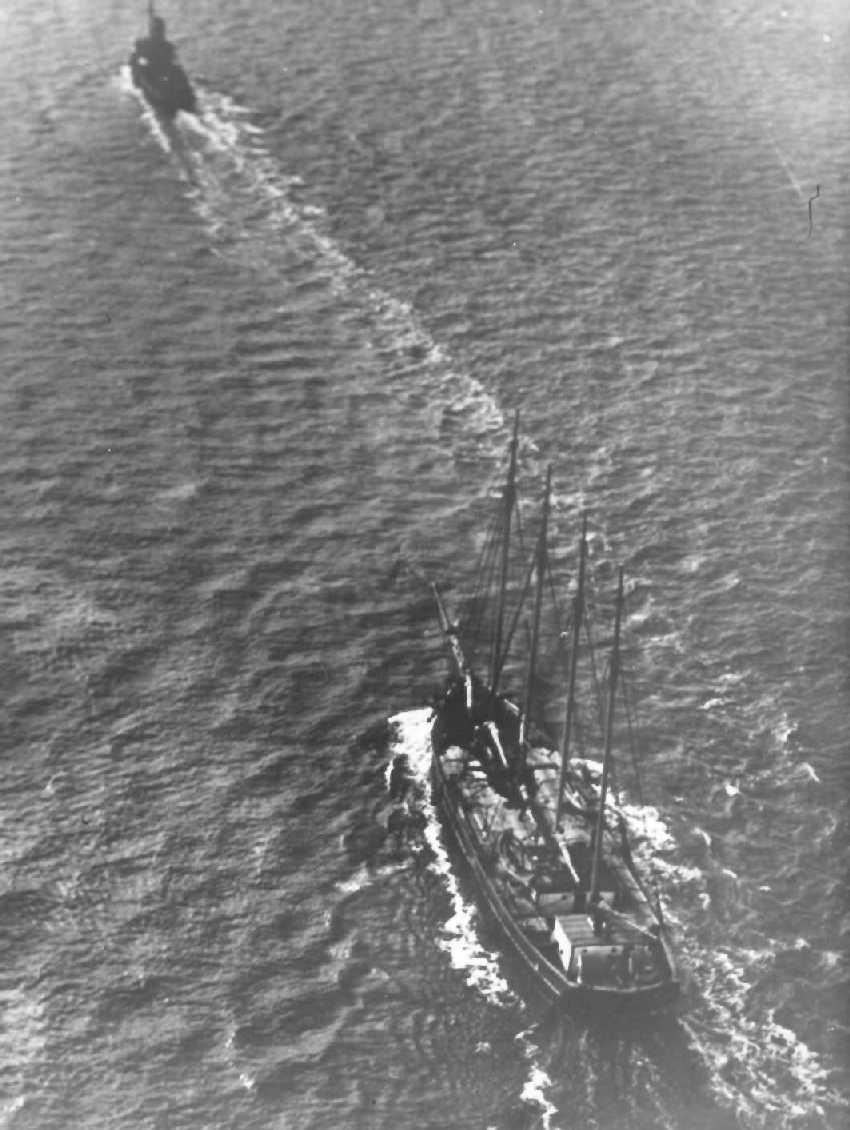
[631,823,844,1129]
[122,73,506,455]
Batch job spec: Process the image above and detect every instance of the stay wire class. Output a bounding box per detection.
[493,545,537,690]
[620,667,645,806]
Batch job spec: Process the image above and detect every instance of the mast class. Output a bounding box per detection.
[490,412,519,694]
[519,466,551,746]
[432,583,467,678]
[555,510,588,826]
[589,565,624,909]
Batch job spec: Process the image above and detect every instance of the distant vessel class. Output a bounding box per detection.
[429,417,678,1010]
[129,3,197,118]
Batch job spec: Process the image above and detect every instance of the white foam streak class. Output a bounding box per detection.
[680,975,837,1129]
[389,709,564,1127]
[0,985,45,1127]
[619,800,677,856]
[388,709,512,1006]
[117,66,172,153]
[516,1027,560,1130]
[222,1021,257,1095]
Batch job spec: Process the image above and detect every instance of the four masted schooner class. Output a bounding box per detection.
[429,416,678,1010]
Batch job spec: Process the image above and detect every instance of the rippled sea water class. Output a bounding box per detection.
[1,1,848,1128]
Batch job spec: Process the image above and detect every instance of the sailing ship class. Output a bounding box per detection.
[429,417,678,1009]
[129,3,197,118]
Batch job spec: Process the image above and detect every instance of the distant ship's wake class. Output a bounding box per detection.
[121,73,505,457]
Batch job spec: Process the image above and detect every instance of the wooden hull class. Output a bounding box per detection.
[430,726,679,1013]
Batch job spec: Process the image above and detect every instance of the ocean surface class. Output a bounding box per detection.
[1,1,848,1128]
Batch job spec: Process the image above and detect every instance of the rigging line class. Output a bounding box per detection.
[553,612,573,676]
[467,465,508,619]
[469,518,500,613]
[620,668,645,806]
[514,496,528,561]
[582,611,606,738]
[545,558,567,629]
[493,548,537,690]
[471,512,500,584]
[473,540,500,621]
[468,512,503,636]
[474,547,501,646]
[575,705,587,760]
[487,502,513,676]
[469,588,497,666]
[558,605,576,643]
[593,653,618,796]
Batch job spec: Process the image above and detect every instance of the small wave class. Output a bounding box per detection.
[642,629,686,656]
[0,1096,26,1130]
[619,800,677,855]
[790,761,820,784]
[714,670,747,689]
[3,566,119,664]
[819,949,842,971]
[333,859,410,897]
[769,710,796,750]
[153,480,201,506]
[716,570,741,593]
[700,696,730,712]
[680,552,706,574]
[735,692,818,797]
[221,1021,258,1095]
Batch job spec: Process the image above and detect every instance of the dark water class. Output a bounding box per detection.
[2,1,848,1128]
